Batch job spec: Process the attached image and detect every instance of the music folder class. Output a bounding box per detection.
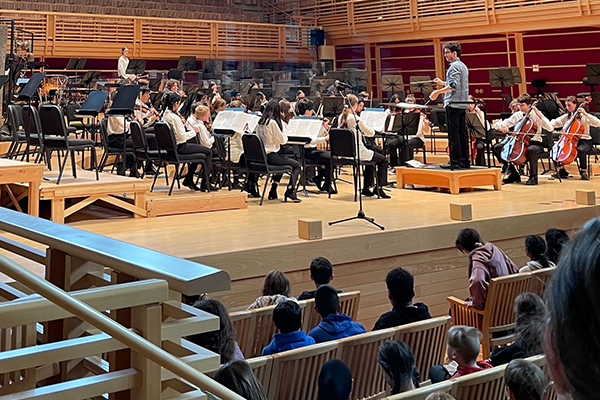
[286,116,324,144]
[360,108,388,132]
[212,110,260,135]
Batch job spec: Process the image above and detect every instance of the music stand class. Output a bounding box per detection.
[150,92,164,110]
[347,70,368,91]
[15,72,46,101]
[489,68,515,112]
[148,78,162,92]
[321,97,345,119]
[381,75,404,96]
[106,85,140,175]
[586,64,600,86]
[591,93,600,113]
[409,76,433,101]
[177,56,196,72]
[127,59,146,75]
[75,90,108,143]
[79,71,101,88]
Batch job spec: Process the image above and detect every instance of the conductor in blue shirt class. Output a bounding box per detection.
[430,41,470,169]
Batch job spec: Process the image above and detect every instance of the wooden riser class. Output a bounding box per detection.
[146,188,248,218]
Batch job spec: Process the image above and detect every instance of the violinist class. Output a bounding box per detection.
[492,93,552,185]
[387,94,427,170]
[296,97,335,194]
[135,87,159,132]
[550,95,600,181]
[467,95,490,167]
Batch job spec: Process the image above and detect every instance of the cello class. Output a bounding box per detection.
[551,96,592,165]
[500,98,542,165]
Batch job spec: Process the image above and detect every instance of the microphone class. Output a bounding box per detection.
[335,80,354,89]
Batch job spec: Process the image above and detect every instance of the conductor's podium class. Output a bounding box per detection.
[396,166,502,194]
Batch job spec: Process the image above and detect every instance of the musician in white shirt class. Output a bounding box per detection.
[467,95,491,167]
[117,47,135,82]
[338,94,390,199]
[387,94,427,170]
[255,99,302,203]
[549,95,600,180]
[186,105,215,149]
[492,93,552,185]
[162,92,214,192]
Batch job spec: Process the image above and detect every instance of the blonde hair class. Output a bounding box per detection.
[194,105,210,118]
[339,94,359,129]
[211,98,227,113]
[405,94,416,104]
[446,326,481,363]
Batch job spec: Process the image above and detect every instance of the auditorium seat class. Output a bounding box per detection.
[302,290,361,332]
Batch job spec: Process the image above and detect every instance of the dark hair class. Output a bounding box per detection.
[261,270,290,297]
[455,228,483,253]
[514,293,546,357]
[517,93,533,105]
[187,299,237,363]
[165,92,181,111]
[273,300,302,333]
[310,257,333,285]
[525,235,551,269]
[443,41,462,57]
[545,228,569,264]
[315,285,339,318]
[505,359,545,400]
[385,267,414,305]
[296,97,314,116]
[378,340,420,395]
[258,99,283,131]
[318,359,352,400]
[121,46,127,52]
[545,217,600,400]
[140,88,150,95]
[214,360,267,400]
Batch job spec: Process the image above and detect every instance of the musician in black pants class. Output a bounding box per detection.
[430,41,470,169]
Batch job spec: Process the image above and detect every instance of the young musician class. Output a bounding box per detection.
[135,87,159,132]
[296,98,335,194]
[492,93,552,185]
[338,94,390,199]
[162,92,214,192]
[117,47,134,82]
[387,94,427,169]
[430,41,470,169]
[550,95,600,180]
[256,99,302,203]
[467,95,490,166]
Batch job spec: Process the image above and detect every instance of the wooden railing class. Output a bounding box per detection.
[270,0,600,44]
[0,9,314,61]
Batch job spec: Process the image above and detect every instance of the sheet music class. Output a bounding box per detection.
[285,117,324,140]
[360,110,388,132]
[212,110,260,134]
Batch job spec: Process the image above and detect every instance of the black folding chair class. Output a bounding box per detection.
[130,120,167,181]
[38,104,99,185]
[153,122,208,195]
[21,105,44,164]
[98,118,137,175]
[6,104,26,159]
[242,134,292,206]
[328,128,378,201]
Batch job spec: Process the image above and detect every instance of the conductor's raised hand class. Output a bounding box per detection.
[433,77,444,87]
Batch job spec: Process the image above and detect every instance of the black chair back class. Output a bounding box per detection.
[99,118,110,150]
[7,105,23,138]
[65,103,81,123]
[21,105,43,138]
[430,108,447,132]
[329,128,357,158]
[39,105,68,138]
[154,122,177,155]
[130,120,147,151]
[242,134,268,165]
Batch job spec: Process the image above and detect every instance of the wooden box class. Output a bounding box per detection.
[449,203,472,221]
[576,190,596,206]
[298,219,323,240]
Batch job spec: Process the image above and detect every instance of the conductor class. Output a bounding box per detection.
[430,41,470,169]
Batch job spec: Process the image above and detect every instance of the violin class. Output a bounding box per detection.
[551,96,592,165]
[500,98,542,165]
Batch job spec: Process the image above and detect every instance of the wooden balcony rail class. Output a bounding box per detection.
[0,9,314,61]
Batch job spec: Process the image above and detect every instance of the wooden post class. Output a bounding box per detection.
[130,304,162,400]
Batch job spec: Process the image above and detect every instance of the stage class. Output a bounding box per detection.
[52,169,600,329]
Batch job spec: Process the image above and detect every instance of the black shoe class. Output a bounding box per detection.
[200,180,218,192]
[313,175,324,191]
[581,171,590,181]
[502,173,521,185]
[326,186,338,195]
[268,184,278,200]
[243,182,260,198]
[361,188,374,197]
[460,162,471,169]
[182,179,202,191]
[375,188,391,199]
[559,168,569,178]
[145,164,158,176]
[525,176,538,186]
[305,178,317,187]
[440,162,460,169]
[284,189,302,203]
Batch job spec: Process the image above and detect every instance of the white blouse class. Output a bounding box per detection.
[256,119,287,154]
[186,115,215,148]
[338,113,375,162]
[163,109,195,145]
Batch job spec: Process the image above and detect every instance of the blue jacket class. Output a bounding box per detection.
[261,330,316,356]
[308,313,366,343]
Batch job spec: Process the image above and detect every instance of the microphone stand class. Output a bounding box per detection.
[329,88,385,231]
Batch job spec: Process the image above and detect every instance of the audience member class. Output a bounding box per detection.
[489,293,545,366]
[544,228,569,264]
[455,228,518,310]
[308,285,366,343]
[298,257,341,300]
[430,326,492,383]
[425,394,456,400]
[187,299,244,363]
[546,217,600,400]
[505,359,545,400]
[378,340,419,395]
[214,360,267,400]
[373,267,431,330]
[317,359,353,400]
[247,270,296,310]
[520,235,555,272]
[261,301,315,355]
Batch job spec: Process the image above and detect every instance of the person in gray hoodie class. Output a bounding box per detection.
[455,228,519,310]
[308,285,366,343]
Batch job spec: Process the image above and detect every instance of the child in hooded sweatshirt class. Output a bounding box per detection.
[519,235,556,273]
[455,228,519,310]
[308,285,366,343]
[261,300,315,355]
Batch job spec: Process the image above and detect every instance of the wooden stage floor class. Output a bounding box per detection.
[58,170,600,328]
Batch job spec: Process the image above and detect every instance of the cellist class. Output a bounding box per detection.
[492,93,552,186]
[549,95,600,181]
